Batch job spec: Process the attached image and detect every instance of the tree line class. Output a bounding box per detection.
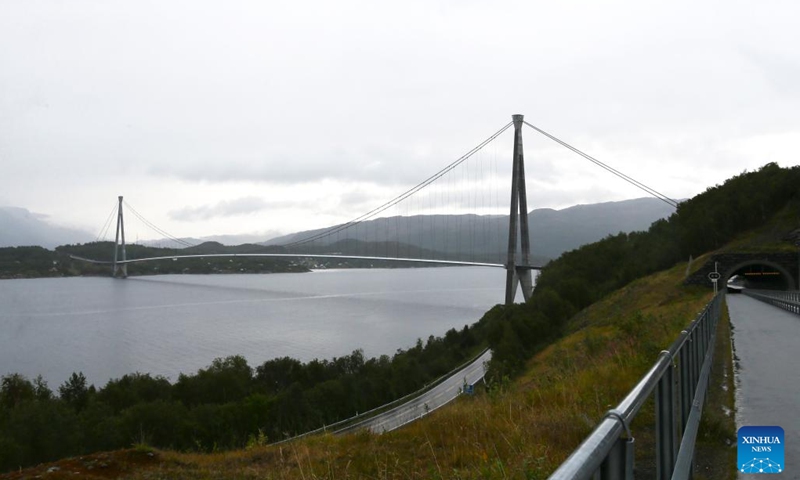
[0,242,307,278]
[0,325,484,472]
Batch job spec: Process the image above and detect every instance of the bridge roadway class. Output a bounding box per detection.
[727,295,799,476]
[70,253,530,270]
[336,349,492,435]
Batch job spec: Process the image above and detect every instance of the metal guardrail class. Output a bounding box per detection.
[742,289,800,314]
[333,349,492,436]
[548,293,724,480]
[271,347,491,445]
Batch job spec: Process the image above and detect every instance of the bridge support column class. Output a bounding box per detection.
[112,196,128,278]
[505,114,533,305]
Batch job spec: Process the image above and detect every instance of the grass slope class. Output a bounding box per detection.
[4,257,739,480]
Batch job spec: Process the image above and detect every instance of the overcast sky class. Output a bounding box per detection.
[2,0,799,241]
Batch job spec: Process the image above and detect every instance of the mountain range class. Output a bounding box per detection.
[1,198,676,260]
[0,207,93,249]
[262,197,676,261]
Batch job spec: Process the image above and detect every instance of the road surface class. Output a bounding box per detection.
[337,349,492,434]
[728,295,800,477]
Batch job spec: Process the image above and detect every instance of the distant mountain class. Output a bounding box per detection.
[0,207,92,249]
[141,232,281,248]
[530,198,677,259]
[263,198,676,261]
[1,198,675,258]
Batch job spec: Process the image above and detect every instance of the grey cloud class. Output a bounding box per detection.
[337,190,382,210]
[740,47,800,98]
[143,125,518,189]
[168,197,322,222]
[2,0,799,238]
[146,145,477,188]
[168,197,271,221]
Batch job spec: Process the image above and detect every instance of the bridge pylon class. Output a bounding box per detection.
[505,114,533,305]
[112,195,128,278]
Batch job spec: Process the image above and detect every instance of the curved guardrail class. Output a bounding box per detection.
[742,289,800,314]
[548,293,724,480]
[271,347,491,445]
[333,349,491,435]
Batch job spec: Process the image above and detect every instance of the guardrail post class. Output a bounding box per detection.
[679,340,691,429]
[691,329,700,398]
[655,360,677,479]
[700,317,707,377]
[687,333,696,404]
[599,437,634,480]
[702,310,709,362]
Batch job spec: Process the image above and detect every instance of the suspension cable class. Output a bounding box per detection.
[523,122,678,208]
[123,201,196,248]
[281,121,514,248]
[95,202,118,242]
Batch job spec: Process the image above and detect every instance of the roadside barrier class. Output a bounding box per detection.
[271,347,491,444]
[548,293,724,480]
[742,289,800,314]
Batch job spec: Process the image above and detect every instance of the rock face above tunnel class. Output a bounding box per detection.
[684,252,798,289]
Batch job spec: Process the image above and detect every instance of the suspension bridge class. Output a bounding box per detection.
[73,114,678,305]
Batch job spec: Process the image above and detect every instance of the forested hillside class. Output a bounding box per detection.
[485,163,800,377]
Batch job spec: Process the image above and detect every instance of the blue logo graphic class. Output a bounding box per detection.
[738,426,784,474]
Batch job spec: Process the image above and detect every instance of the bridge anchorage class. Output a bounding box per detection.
[93,114,541,304]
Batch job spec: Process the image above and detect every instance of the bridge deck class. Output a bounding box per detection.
[71,253,543,270]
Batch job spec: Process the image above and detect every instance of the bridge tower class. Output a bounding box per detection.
[112,195,128,278]
[505,114,533,305]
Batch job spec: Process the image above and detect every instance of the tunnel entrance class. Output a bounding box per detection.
[685,253,799,291]
[725,261,794,293]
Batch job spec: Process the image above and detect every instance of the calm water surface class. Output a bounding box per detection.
[0,267,507,387]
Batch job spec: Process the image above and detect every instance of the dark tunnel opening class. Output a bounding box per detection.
[726,262,793,293]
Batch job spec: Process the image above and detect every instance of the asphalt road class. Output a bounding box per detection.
[338,349,492,434]
[728,295,800,477]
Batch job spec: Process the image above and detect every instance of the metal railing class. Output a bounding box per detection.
[271,347,491,445]
[742,289,800,314]
[548,293,724,480]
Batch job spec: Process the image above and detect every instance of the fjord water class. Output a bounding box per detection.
[1,267,507,388]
